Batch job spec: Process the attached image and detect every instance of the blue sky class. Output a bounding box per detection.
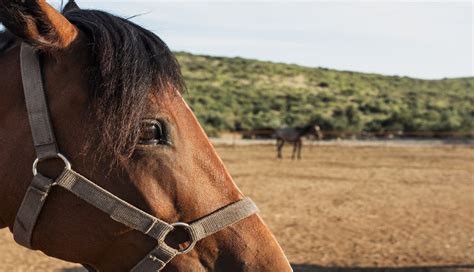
[3,1,473,79]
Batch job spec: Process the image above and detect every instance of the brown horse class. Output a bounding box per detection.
[0,1,292,271]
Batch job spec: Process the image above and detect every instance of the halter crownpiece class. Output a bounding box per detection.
[13,43,259,271]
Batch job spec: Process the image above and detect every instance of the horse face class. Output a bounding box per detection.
[313,125,323,140]
[0,1,291,271]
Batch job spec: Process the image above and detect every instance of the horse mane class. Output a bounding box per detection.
[298,125,314,135]
[0,30,17,52]
[63,9,185,160]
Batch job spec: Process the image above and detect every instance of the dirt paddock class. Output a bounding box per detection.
[1,143,473,271]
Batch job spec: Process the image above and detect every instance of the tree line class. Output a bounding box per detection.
[176,52,474,137]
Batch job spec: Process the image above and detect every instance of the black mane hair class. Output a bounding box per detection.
[63,9,185,160]
[298,125,314,134]
[0,29,16,52]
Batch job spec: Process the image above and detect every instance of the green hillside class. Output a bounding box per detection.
[176,52,474,137]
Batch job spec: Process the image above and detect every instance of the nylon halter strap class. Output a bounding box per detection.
[13,43,259,271]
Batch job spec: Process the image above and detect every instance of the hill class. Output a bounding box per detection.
[175,52,474,137]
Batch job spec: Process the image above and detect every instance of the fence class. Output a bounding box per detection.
[240,129,474,140]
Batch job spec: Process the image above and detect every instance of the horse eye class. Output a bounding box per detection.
[138,120,170,145]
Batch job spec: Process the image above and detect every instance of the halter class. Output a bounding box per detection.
[13,43,259,271]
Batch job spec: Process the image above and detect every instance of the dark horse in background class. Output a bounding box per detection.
[275,125,323,159]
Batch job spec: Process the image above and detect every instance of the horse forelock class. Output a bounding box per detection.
[64,9,185,161]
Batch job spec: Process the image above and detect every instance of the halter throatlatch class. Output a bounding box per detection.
[13,43,259,271]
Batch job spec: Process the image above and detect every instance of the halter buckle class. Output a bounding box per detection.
[32,153,72,176]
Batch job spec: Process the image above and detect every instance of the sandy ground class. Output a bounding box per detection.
[0,143,473,271]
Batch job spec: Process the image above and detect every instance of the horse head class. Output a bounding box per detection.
[313,125,323,140]
[0,1,292,270]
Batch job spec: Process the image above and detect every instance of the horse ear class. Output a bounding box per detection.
[62,0,80,14]
[0,0,78,50]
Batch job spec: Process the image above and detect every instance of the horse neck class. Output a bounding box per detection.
[298,125,313,136]
[0,46,27,228]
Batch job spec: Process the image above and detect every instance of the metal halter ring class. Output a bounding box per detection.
[32,153,72,176]
[170,222,197,255]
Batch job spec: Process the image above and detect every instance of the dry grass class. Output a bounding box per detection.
[0,144,473,271]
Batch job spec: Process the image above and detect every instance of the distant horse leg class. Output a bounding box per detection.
[276,139,284,159]
[297,139,302,159]
[291,141,298,160]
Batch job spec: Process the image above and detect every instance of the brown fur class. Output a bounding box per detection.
[0,1,292,271]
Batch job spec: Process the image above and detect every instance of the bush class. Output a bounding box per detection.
[176,52,474,136]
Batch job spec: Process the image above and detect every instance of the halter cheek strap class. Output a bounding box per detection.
[13,43,259,271]
[14,42,60,247]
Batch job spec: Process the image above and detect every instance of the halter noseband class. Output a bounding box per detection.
[13,43,258,271]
